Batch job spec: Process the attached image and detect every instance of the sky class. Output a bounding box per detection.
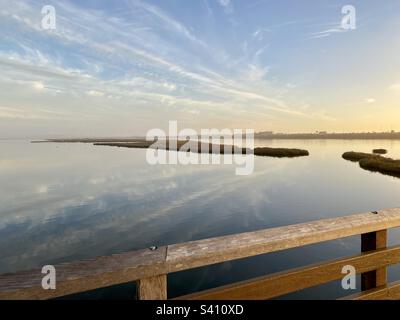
[0,0,400,138]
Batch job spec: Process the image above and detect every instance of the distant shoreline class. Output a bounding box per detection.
[255,132,400,140]
[29,131,400,143]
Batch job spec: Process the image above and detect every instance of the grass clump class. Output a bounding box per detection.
[342,151,378,162]
[342,151,400,178]
[359,156,400,177]
[95,141,309,158]
[95,140,249,154]
[254,147,309,158]
[372,149,387,154]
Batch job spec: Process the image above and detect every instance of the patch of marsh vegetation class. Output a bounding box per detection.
[359,156,400,177]
[42,138,310,158]
[253,147,309,158]
[372,149,387,154]
[95,140,249,154]
[96,141,309,158]
[342,151,400,178]
[342,151,378,162]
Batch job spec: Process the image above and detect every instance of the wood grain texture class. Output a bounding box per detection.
[175,246,400,300]
[1,208,400,300]
[167,209,400,273]
[342,281,400,300]
[361,230,387,291]
[0,246,167,300]
[137,275,167,300]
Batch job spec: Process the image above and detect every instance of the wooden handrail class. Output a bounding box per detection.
[341,281,400,300]
[176,246,400,300]
[166,208,400,273]
[0,246,168,300]
[1,208,400,300]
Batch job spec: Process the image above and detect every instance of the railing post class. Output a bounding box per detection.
[137,274,167,300]
[361,229,387,291]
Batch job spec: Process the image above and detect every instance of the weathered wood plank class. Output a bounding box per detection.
[342,281,400,300]
[0,246,167,300]
[137,275,167,300]
[361,230,387,290]
[1,208,400,300]
[175,246,400,300]
[167,209,400,273]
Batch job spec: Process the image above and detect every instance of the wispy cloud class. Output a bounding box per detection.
[87,90,105,97]
[0,106,70,120]
[308,23,347,39]
[365,98,376,104]
[0,0,350,136]
[0,1,310,118]
[389,83,400,92]
[217,0,234,14]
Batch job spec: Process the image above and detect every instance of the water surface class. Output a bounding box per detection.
[1,139,400,299]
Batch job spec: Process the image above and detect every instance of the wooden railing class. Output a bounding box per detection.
[2,208,400,300]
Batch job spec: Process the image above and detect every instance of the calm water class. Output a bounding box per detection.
[1,139,400,299]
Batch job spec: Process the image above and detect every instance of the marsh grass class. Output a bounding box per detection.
[94,140,309,158]
[95,140,249,154]
[342,151,378,162]
[372,149,388,154]
[359,156,400,177]
[342,151,400,178]
[253,147,309,158]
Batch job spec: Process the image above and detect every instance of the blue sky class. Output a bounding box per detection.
[1,0,400,138]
